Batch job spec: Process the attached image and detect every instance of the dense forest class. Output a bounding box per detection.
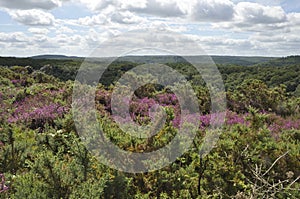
[0,56,299,198]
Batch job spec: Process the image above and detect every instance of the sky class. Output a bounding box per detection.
[0,0,300,57]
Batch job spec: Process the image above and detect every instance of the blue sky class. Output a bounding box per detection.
[0,0,299,57]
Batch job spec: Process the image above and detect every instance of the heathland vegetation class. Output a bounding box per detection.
[0,56,299,198]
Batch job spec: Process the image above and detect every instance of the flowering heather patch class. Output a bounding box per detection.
[268,113,300,134]
[155,93,178,106]
[96,89,112,112]
[0,102,8,122]
[172,111,246,129]
[8,94,68,129]
[8,103,66,123]
[0,174,8,193]
[97,92,245,129]
[283,120,300,129]
[0,95,11,122]
[11,78,27,87]
[130,97,157,117]
[11,79,21,85]
[96,91,300,135]
[225,111,246,126]
[128,95,183,125]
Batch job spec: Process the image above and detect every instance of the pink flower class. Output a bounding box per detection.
[0,174,9,193]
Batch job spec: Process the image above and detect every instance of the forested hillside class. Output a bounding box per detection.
[1,56,299,93]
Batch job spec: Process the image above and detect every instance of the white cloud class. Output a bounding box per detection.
[28,27,50,34]
[71,9,145,27]
[9,9,55,26]
[110,11,145,24]
[55,26,75,34]
[127,0,185,17]
[287,12,300,25]
[0,0,68,10]
[78,0,113,12]
[235,2,287,24]
[249,13,300,43]
[120,0,148,10]
[214,2,289,32]
[78,0,148,13]
[191,0,235,22]
[0,32,28,42]
[0,30,93,56]
[79,0,185,17]
[77,14,109,26]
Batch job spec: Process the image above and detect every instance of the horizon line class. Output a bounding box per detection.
[1,54,297,59]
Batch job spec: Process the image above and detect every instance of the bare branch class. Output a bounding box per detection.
[288,175,300,188]
[262,151,289,177]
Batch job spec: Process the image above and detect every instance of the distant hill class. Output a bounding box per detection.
[255,55,300,67]
[211,56,276,66]
[1,55,297,69]
[0,56,83,70]
[93,55,277,66]
[31,55,83,60]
